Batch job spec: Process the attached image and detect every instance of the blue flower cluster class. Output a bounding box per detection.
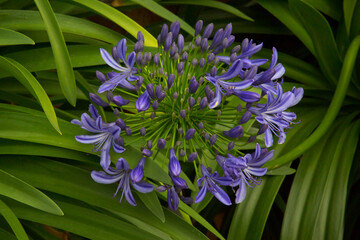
[72,20,303,208]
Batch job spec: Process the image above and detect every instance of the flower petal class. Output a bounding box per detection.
[132,181,154,193]
[91,170,122,184]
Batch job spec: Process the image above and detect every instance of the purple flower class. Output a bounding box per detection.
[169,148,181,177]
[157,184,179,211]
[91,157,154,206]
[98,39,138,93]
[72,105,125,163]
[205,60,253,108]
[218,143,273,203]
[135,90,151,112]
[248,84,303,147]
[195,165,232,205]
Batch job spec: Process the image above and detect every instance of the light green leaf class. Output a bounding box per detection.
[0,169,63,216]
[0,28,34,46]
[164,0,253,21]
[266,166,296,175]
[136,191,165,223]
[130,0,194,36]
[0,10,124,45]
[34,0,77,106]
[0,199,28,240]
[0,57,61,134]
[67,0,157,47]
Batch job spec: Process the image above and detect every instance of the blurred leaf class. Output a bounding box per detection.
[0,28,34,46]
[3,196,162,240]
[0,57,61,134]
[349,1,360,39]
[0,10,124,45]
[265,35,360,168]
[163,0,253,22]
[303,0,342,20]
[136,191,165,223]
[256,0,315,55]
[0,227,16,240]
[289,0,341,86]
[266,166,296,175]
[344,0,357,35]
[0,169,63,216]
[0,156,208,240]
[0,199,28,240]
[281,117,360,240]
[67,0,158,47]
[34,0,77,106]
[130,0,194,36]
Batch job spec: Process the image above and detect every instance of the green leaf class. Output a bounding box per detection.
[256,0,315,55]
[0,169,63,216]
[67,0,158,47]
[281,117,360,240]
[34,0,77,106]
[344,0,358,34]
[303,0,342,20]
[0,199,29,240]
[266,166,296,175]
[0,28,34,46]
[164,0,253,21]
[0,156,208,240]
[3,197,162,240]
[0,227,16,240]
[0,10,124,45]
[136,191,165,223]
[265,35,360,168]
[130,0,194,36]
[0,57,61,134]
[289,0,341,85]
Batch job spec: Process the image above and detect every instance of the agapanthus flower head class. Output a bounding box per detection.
[72,20,303,208]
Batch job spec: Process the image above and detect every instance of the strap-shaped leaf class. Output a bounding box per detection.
[0,28,34,46]
[67,0,157,47]
[265,35,360,168]
[34,0,77,106]
[0,199,29,240]
[0,169,63,216]
[0,56,61,134]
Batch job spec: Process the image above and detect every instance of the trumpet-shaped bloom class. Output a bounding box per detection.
[205,60,253,108]
[217,143,273,203]
[195,165,232,205]
[91,157,154,206]
[249,84,303,147]
[98,39,138,93]
[72,105,125,160]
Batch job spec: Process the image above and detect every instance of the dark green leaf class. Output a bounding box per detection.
[0,199,29,240]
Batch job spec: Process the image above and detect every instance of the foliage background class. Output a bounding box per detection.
[0,0,359,239]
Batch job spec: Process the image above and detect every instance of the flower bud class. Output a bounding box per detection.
[188,152,197,162]
[200,38,208,52]
[194,36,201,46]
[230,52,237,63]
[239,111,252,124]
[112,95,130,106]
[140,127,146,136]
[169,148,181,176]
[182,51,188,61]
[257,124,268,135]
[170,42,177,58]
[150,112,156,119]
[89,93,109,107]
[210,66,217,77]
[167,74,175,88]
[125,127,132,136]
[210,134,217,145]
[155,85,162,99]
[142,149,152,157]
[179,149,185,158]
[178,128,183,135]
[237,104,242,112]
[177,61,184,73]
[180,110,186,118]
[164,32,173,52]
[147,140,153,149]
[159,24,168,44]
[173,92,178,99]
[178,34,184,53]
[228,141,235,151]
[223,125,243,138]
[231,45,241,54]
[202,23,214,38]
[205,86,215,102]
[195,20,203,36]
[207,53,215,63]
[117,136,124,146]
[171,175,188,189]
[185,128,196,140]
[146,83,155,99]
[153,53,160,66]
[209,28,224,50]
[170,21,180,39]
[134,40,144,53]
[157,139,166,149]
[152,100,159,111]
[204,132,210,141]
[158,92,166,102]
[200,97,208,110]
[199,58,205,68]
[188,97,195,109]
[116,118,126,129]
[189,77,199,94]
[248,135,256,143]
[198,122,204,129]
[96,71,106,83]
